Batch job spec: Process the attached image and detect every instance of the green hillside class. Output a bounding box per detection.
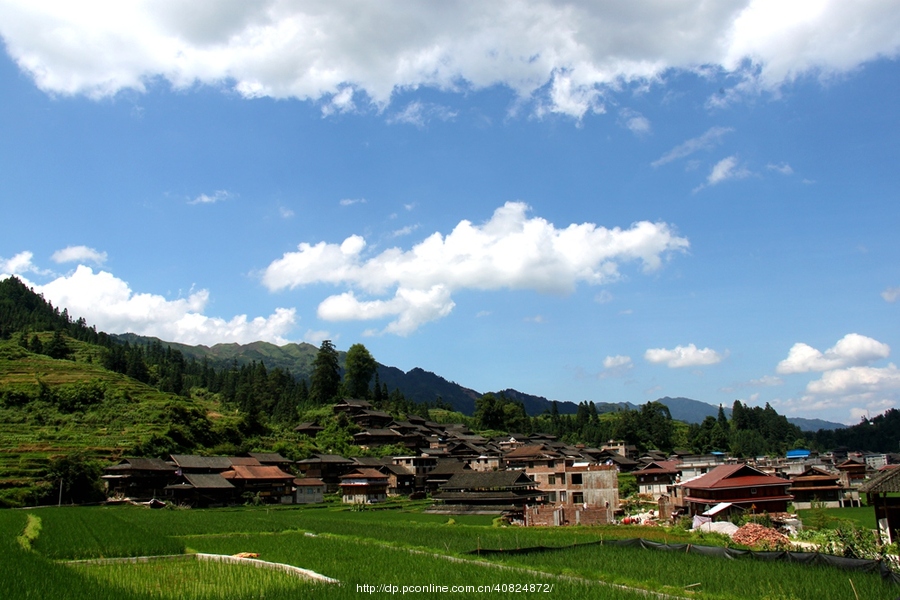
[0,335,242,508]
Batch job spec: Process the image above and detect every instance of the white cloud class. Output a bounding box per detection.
[882,286,900,302]
[644,344,725,368]
[2,2,899,119]
[696,155,752,190]
[279,206,295,219]
[2,265,297,346]
[340,198,367,206]
[262,201,689,335]
[784,364,900,424]
[391,224,419,238]
[748,375,784,387]
[594,290,613,304]
[766,162,793,175]
[618,108,650,135]
[652,127,734,167]
[302,329,332,347]
[602,354,633,378]
[388,101,458,128]
[0,251,44,276]
[776,333,891,374]
[51,245,107,265]
[190,190,232,205]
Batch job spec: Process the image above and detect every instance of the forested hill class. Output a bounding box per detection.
[1,274,898,510]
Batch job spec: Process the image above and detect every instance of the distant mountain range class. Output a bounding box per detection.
[114,335,847,431]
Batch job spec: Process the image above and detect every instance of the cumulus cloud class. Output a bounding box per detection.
[602,354,633,378]
[2,2,899,119]
[0,251,46,276]
[784,364,900,424]
[882,286,900,302]
[51,245,107,265]
[776,333,891,374]
[651,127,734,167]
[2,265,297,346]
[262,201,689,335]
[644,344,725,368]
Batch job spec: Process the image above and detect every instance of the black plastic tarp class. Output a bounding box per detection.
[467,537,899,584]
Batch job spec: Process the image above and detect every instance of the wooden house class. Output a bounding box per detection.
[248,452,293,472]
[102,457,176,500]
[789,466,845,509]
[169,455,233,474]
[339,468,390,504]
[836,459,868,489]
[296,454,356,492]
[432,470,545,513]
[220,465,295,504]
[293,422,325,437]
[680,464,792,518]
[165,473,236,507]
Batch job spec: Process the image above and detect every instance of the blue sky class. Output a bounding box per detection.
[1,2,898,425]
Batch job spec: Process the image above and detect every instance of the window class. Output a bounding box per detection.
[572,492,584,504]
[750,487,757,495]
[571,474,583,485]
[548,492,557,503]
[559,474,566,485]
[548,475,556,485]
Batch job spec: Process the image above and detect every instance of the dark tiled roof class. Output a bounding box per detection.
[169,455,233,470]
[441,470,536,491]
[297,454,353,464]
[859,466,900,494]
[106,458,175,472]
[180,474,235,489]
[248,452,290,463]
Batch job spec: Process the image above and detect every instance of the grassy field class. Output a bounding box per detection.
[795,505,877,530]
[2,503,898,600]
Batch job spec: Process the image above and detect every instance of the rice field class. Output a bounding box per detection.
[1,504,898,599]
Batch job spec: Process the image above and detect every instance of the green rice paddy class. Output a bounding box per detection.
[1,504,896,599]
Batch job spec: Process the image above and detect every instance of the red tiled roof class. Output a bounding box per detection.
[682,464,789,491]
[340,468,389,480]
[294,477,325,486]
[637,460,681,474]
[221,465,293,480]
[504,444,558,459]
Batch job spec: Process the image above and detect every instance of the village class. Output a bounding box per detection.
[103,398,900,545]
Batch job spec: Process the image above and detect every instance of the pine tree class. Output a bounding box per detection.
[309,340,341,404]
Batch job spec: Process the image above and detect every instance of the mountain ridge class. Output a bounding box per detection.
[113,334,846,431]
